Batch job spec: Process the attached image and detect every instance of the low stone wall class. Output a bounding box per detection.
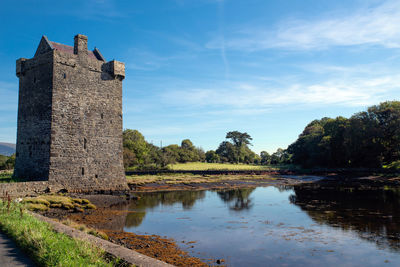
[0,181,59,197]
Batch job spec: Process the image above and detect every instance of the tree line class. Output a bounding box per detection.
[124,101,400,170]
[122,129,288,170]
[123,129,206,169]
[288,101,400,168]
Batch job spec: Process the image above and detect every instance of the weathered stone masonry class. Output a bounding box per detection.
[13,34,128,191]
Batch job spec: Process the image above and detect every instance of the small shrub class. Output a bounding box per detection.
[85,203,96,210]
[62,203,74,210]
[72,198,83,204]
[25,203,49,211]
[22,197,50,206]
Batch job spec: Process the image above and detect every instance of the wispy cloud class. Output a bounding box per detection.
[161,73,400,110]
[125,48,174,71]
[217,0,230,79]
[207,0,400,51]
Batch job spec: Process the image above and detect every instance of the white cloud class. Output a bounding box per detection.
[207,0,400,51]
[161,73,400,110]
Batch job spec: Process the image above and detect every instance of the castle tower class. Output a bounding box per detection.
[14,34,128,191]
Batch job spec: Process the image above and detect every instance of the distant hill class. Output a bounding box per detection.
[0,142,16,156]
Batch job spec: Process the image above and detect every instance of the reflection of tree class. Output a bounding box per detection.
[122,191,207,228]
[133,191,206,210]
[124,191,207,227]
[291,184,400,251]
[125,211,146,228]
[216,188,255,211]
[275,185,294,192]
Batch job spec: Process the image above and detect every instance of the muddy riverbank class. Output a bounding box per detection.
[42,194,210,266]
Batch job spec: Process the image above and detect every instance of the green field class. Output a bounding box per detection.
[169,162,285,171]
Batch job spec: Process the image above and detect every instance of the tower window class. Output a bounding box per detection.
[101,113,104,119]
[63,73,66,79]
[84,138,87,150]
[82,167,85,175]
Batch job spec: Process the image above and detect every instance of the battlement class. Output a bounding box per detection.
[16,34,125,81]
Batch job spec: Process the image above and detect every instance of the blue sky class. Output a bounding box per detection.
[1,0,400,153]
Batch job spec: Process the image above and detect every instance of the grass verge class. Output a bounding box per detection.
[0,200,118,266]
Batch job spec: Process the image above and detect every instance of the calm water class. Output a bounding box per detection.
[114,185,400,266]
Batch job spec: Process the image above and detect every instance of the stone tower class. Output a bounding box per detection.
[14,34,128,191]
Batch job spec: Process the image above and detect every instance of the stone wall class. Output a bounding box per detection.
[14,52,53,181]
[0,181,56,197]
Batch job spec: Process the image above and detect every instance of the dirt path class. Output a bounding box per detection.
[0,231,35,267]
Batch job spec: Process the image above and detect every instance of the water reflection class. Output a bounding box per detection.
[216,188,255,211]
[126,190,206,227]
[76,185,400,266]
[291,184,400,251]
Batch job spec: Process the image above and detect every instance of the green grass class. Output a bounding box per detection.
[0,170,22,183]
[0,200,118,266]
[169,162,290,171]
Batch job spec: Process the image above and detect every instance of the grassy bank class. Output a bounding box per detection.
[0,200,118,266]
[126,172,276,185]
[169,162,292,171]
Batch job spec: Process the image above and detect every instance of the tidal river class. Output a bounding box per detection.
[101,185,400,266]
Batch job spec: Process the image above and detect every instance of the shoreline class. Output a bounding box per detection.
[41,173,400,266]
[4,173,400,266]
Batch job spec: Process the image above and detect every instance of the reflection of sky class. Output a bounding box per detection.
[124,187,400,266]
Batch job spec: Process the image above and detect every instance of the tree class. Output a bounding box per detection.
[123,130,149,165]
[226,131,252,147]
[179,139,198,162]
[260,151,270,165]
[221,131,253,164]
[367,101,400,164]
[205,150,220,163]
[181,139,195,151]
[162,145,180,163]
[216,141,237,163]
[196,147,206,162]
[123,148,137,169]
